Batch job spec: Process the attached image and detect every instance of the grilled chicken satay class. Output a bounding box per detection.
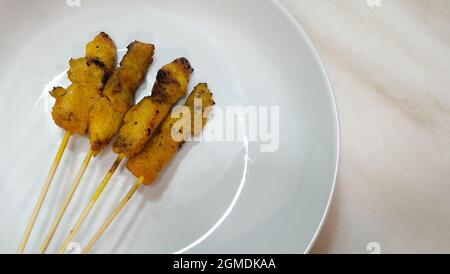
[127,83,215,184]
[38,41,156,254]
[82,84,215,253]
[88,41,155,156]
[58,58,193,253]
[18,32,117,254]
[50,32,117,135]
[113,57,193,157]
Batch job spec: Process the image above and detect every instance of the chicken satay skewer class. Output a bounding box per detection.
[82,83,215,254]
[58,58,193,254]
[38,41,155,253]
[17,131,71,253]
[18,32,117,254]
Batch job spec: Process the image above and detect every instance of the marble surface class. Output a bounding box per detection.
[280,0,450,253]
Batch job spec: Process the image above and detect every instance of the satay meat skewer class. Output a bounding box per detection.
[39,41,155,253]
[58,58,193,254]
[18,32,116,254]
[51,32,117,135]
[82,83,215,253]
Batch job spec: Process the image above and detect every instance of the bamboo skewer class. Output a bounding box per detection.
[17,131,71,254]
[58,153,125,254]
[39,149,93,253]
[82,176,144,254]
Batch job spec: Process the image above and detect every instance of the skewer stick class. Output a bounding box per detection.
[58,153,125,254]
[82,176,144,254]
[39,149,93,254]
[18,131,71,254]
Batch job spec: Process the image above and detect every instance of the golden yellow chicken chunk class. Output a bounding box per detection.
[87,97,124,155]
[51,32,117,135]
[127,83,215,185]
[112,58,193,157]
[88,41,155,155]
[50,84,97,134]
[67,57,108,92]
[85,31,117,75]
[104,41,155,113]
[152,57,193,104]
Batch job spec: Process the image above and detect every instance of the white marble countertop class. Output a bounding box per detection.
[280,0,450,253]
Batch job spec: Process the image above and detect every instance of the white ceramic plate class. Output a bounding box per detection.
[0,0,338,254]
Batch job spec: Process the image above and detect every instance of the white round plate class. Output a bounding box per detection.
[0,0,338,254]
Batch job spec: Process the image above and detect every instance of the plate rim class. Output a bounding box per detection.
[272,0,341,254]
